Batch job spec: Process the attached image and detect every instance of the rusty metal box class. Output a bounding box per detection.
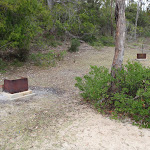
[3,78,28,94]
[137,53,146,59]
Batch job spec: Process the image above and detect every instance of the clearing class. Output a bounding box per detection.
[0,42,150,150]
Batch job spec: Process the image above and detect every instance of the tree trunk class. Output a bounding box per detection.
[134,0,140,40]
[110,0,114,36]
[111,0,126,92]
[47,0,54,9]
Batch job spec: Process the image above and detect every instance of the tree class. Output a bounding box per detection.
[111,0,126,92]
[47,0,54,9]
[111,0,115,36]
[134,0,142,40]
[0,0,52,61]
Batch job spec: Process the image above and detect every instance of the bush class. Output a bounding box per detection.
[75,62,150,128]
[0,58,7,73]
[29,50,66,66]
[112,62,150,127]
[82,34,97,43]
[114,62,149,97]
[90,39,104,47]
[68,39,80,52]
[100,36,115,46]
[75,66,112,101]
[0,0,52,61]
[11,59,23,67]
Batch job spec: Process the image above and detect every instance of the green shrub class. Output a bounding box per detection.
[75,62,150,128]
[0,0,52,61]
[0,58,24,73]
[75,66,112,101]
[0,58,7,73]
[90,39,104,47]
[115,62,150,97]
[68,39,80,52]
[100,36,115,46]
[82,35,97,43]
[11,59,23,67]
[29,50,66,66]
[112,62,150,127]
[111,86,150,128]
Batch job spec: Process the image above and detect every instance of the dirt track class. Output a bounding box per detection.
[0,43,150,150]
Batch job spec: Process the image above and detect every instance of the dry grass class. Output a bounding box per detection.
[0,42,150,150]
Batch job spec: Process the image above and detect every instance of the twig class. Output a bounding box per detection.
[0,42,12,49]
[133,96,139,100]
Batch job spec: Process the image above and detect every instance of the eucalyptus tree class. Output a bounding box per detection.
[111,0,126,91]
[135,0,142,40]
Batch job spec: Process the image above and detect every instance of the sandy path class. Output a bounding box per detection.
[0,43,150,150]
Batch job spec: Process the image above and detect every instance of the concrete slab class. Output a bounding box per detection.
[0,90,35,101]
[0,85,3,92]
[135,59,148,61]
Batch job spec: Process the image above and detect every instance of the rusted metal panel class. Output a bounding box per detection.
[3,78,28,94]
[137,53,146,59]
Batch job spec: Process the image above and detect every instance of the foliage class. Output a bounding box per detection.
[90,36,114,47]
[90,39,103,47]
[75,66,112,101]
[0,0,52,61]
[126,3,150,38]
[29,50,66,66]
[11,59,23,67]
[75,62,150,128]
[114,62,149,97]
[1,0,149,62]
[112,62,150,127]
[82,35,97,43]
[0,58,7,73]
[99,36,115,46]
[51,0,114,42]
[32,34,62,50]
[68,39,80,52]
[0,0,149,58]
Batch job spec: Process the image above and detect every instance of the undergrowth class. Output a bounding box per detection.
[0,50,66,73]
[0,58,7,73]
[90,36,115,48]
[29,50,66,66]
[75,62,150,128]
[68,39,80,52]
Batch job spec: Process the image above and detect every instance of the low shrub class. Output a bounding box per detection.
[29,50,66,66]
[82,35,97,43]
[115,62,149,97]
[90,39,104,47]
[112,61,150,127]
[0,58,7,73]
[75,66,112,101]
[11,59,23,67]
[100,36,115,46]
[68,39,80,52]
[89,36,114,47]
[75,62,150,128]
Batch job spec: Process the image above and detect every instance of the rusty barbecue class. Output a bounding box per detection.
[3,78,28,94]
[137,53,146,59]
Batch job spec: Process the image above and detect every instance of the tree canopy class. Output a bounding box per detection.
[0,0,150,60]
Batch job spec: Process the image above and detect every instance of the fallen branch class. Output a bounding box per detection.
[133,96,140,100]
[0,42,12,49]
[65,31,84,43]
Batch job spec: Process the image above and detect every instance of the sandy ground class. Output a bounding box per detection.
[0,43,150,150]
